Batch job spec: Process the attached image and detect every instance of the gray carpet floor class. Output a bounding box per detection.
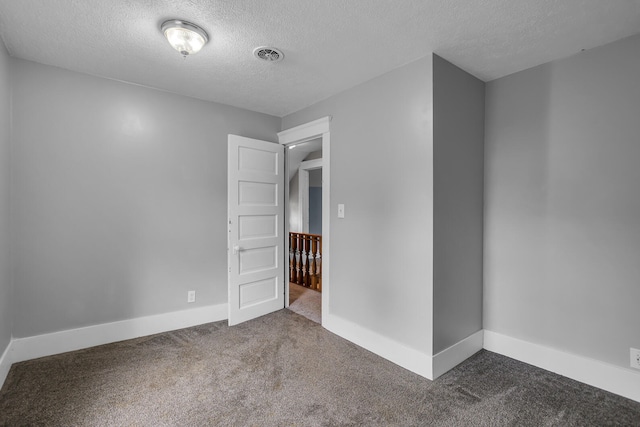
[288,282,321,324]
[1,310,639,426]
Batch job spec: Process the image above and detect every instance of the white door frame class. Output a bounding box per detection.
[278,117,331,324]
[298,158,323,234]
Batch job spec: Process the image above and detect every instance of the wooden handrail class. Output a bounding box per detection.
[289,232,322,291]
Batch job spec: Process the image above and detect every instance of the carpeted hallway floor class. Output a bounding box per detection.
[288,282,321,324]
[1,310,639,426]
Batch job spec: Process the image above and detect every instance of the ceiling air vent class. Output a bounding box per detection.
[253,46,284,62]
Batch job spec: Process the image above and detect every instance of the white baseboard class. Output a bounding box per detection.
[323,313,433,379]
[484,330,640,403]
[7,303,227,368]
[432,330,484,379]
[6,312,638,405]
[0,341,12,390]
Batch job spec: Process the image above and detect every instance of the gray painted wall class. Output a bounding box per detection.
[309,168,322,188]
[305,150,323,162]
[0,43,12,355]
[484,34,640,369]
[10,59,280,338]
[289,170,300,232]
[288,149,322,233]
[309,186,322,235]
[309,168,322,235]
[283,56,434,354]
[432,55,485,354]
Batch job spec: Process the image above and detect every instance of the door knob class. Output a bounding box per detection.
[232,245,243,254]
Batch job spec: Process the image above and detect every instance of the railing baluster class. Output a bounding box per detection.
[302,234,306,286]
[317,236,322,291]
[296,233,303,286]
[290,233,296,284]
[310,236,318,290]
[288,232,322,292]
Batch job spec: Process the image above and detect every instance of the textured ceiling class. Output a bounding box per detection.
[0,1,639,117]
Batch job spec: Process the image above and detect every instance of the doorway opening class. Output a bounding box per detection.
[277,116,331,327]
[287,141,322,323]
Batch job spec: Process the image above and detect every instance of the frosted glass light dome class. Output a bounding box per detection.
[161,20,208,57]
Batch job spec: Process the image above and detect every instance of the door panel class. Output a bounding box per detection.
[228,135,284,326]
[238,147,279,174]
[239,246,278,274]
[240,277,278,308]
[238,215,278,240]
[238,181,277,205]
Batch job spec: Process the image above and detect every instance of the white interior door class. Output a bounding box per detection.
[228,135,285,326]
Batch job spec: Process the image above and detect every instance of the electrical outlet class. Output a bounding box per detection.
[631,348,640,370]
[187,290,196,303]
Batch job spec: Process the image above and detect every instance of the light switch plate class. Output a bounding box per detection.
[338,204,345,218]
[631,348,640,369]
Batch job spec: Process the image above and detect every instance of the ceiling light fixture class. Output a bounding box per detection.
[161,19,209,57]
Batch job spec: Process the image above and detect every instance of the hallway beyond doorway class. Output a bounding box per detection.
[288,283,321,324]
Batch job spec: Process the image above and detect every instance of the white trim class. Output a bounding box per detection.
[279,119,330,330]
[6,317,637,405]
[0,341,12,389]
[9,304,227,365]
[278,122,331,311]
[284,148,291,308]
[432,330,484,379]
[320,132,330,323]
[277,116,331,145]
[324,313,433,379]
[299,158,323,170]
[484,330,640,403]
